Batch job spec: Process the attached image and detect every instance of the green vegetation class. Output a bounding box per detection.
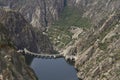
[99,42,108,50]
[99,15,119,40]
[53,6,91,28]
[48,6,91,48]
[0,23,15,48]
[0,23,7,33]
[48,26,73,48]
[116,69,120,76]
[111,34,120,41]
[100,27,113,40]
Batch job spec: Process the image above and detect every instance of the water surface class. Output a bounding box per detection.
[30,58,79,80]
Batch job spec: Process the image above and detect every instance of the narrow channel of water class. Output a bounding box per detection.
[30,58,79,80]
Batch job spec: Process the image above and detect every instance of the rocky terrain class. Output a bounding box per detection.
[0,0,65,31]
[0,8,53,53]
[56,0,120,80]
[52,0,120,80]
[0,8,54,80]
[0,0,120,80]
[0,23,37,80]
[74,11,120,80]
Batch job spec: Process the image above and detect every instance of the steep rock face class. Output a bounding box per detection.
[48,0,120,51]
[56,8,120,80]
[67,0,120,26]
[64,11,120,80]
[0,0,119,30]
[0,9,53,53]
[0,0,120,80]
[47,0,120,80]
[0,25,37,80]
[0,0,65,31]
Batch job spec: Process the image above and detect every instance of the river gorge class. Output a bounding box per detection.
[0,0,120,80]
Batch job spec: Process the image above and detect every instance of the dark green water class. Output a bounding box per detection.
[30,58,79,80]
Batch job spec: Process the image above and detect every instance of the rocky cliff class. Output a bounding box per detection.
[38,0,120,80]
[0,0,65,31]
[0,0,120,80]
[0,0,119,31]
[74,11,120,80]
[0,24,37,80]
[58,0,120,80]
[67,0,120,26]
[48,0,120,50]
[0,6,56,80]
[0,8,54,53]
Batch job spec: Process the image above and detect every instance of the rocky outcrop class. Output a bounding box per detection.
[0,8,54,53]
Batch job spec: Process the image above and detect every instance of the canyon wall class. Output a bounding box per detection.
[0,0,65,31]
[0,0,120,80]
[0,8,54,53]
[0,21,37,80]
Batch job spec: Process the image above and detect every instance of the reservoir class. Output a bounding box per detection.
[30,58,79,80]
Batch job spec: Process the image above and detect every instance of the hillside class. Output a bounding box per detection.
[0,8,54,53]
[0,23,37,80]
[0,0,120,80]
